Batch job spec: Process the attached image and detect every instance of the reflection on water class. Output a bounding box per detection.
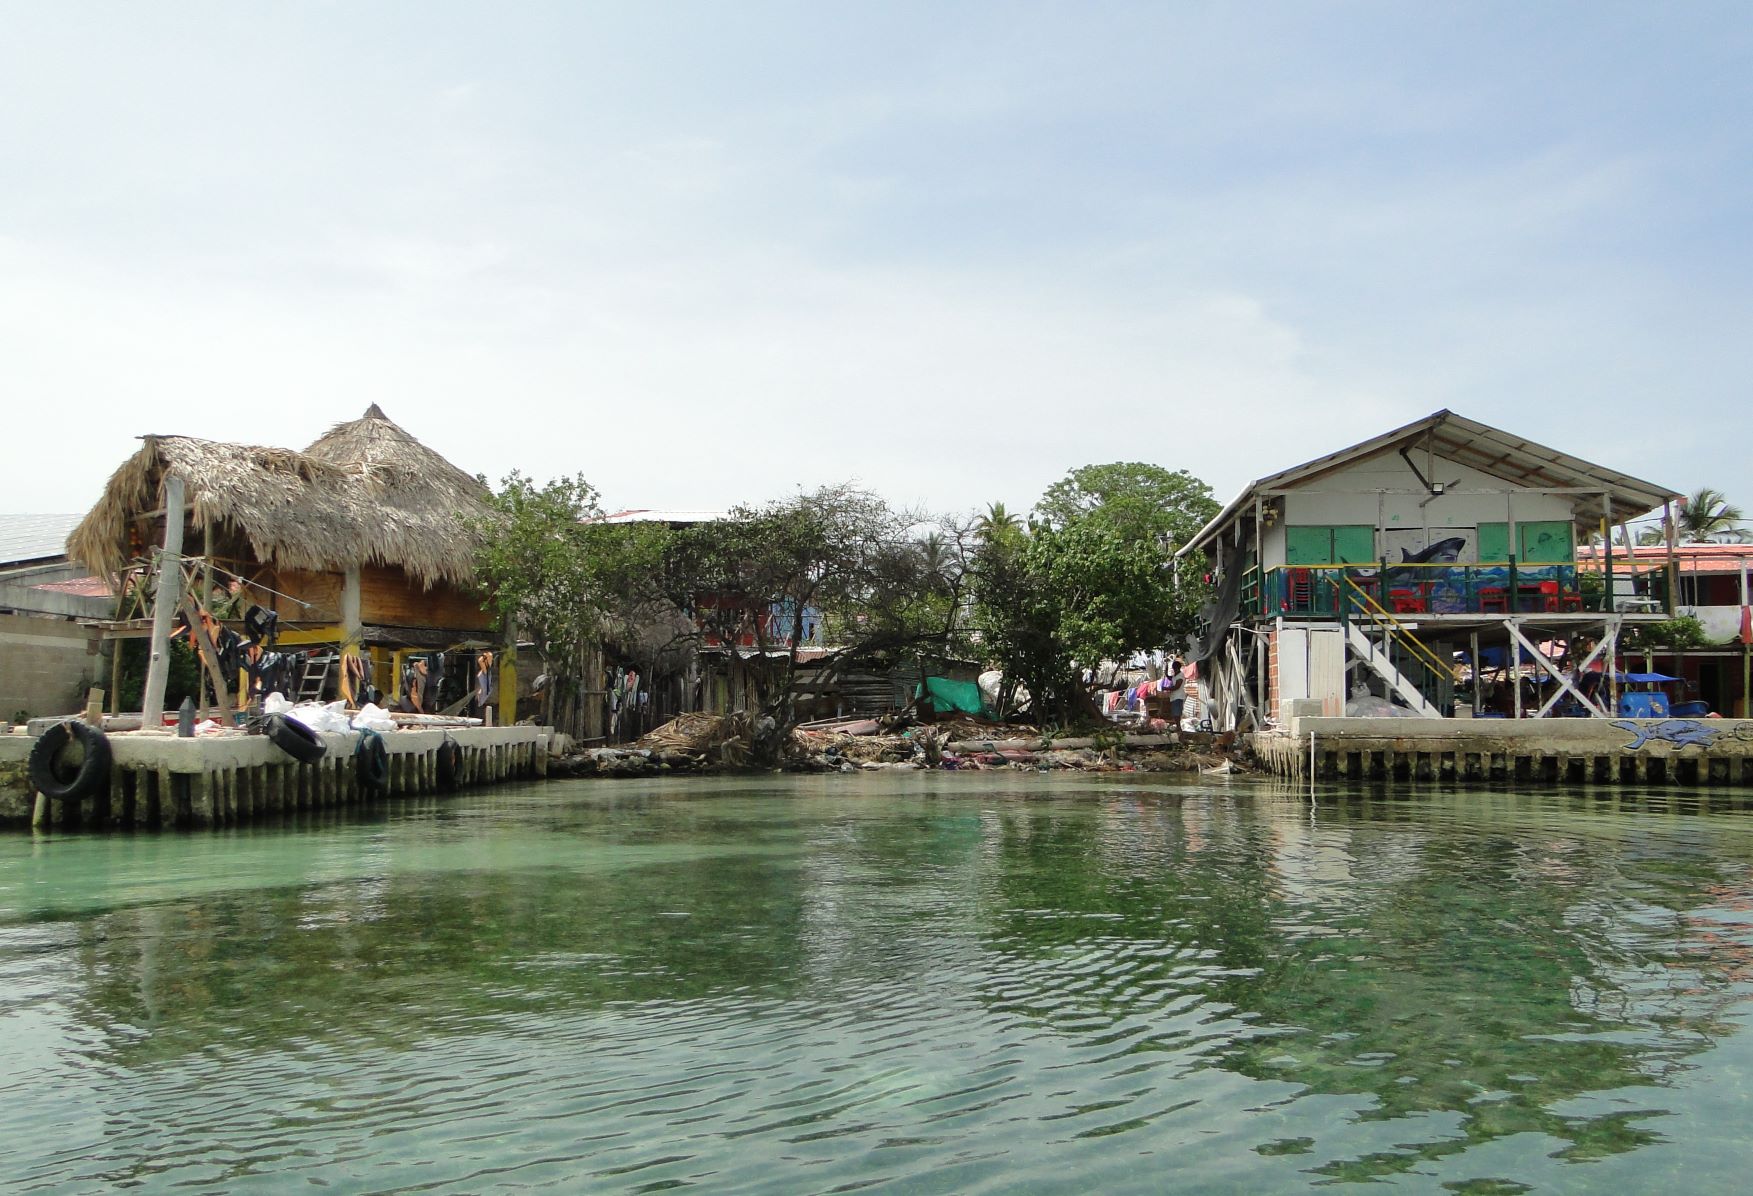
[7,777,1753,1193]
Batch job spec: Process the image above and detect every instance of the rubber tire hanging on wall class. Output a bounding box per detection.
[435,736,462,792]
[28,721,112,802]
[355,730,389,792]
[264,713,327,763]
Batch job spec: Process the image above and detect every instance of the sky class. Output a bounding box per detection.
[3,2,1750,523]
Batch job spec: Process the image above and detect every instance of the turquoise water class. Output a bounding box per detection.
[6,775,1753,1193]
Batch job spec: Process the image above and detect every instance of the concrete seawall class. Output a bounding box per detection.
[2,724,552,830]
[1252,717,1753,787]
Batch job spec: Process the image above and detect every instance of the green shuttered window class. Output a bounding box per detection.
[1285,525,1376,565]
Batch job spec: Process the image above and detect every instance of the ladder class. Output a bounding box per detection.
[296,654,331,702]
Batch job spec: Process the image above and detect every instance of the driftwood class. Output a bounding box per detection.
[636,712,752,766]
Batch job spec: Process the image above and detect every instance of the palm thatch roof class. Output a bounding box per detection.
[69,405,491,588]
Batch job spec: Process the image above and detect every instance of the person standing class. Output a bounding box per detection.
[474,651,495,722]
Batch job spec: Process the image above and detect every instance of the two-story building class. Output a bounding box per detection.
[1177,410,1681,730]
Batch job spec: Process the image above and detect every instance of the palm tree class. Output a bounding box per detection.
[1678,487,1746,543]
[917,531,950,581]
[973,501,1022,543]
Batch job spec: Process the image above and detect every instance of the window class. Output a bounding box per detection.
[1285,525,1376,565]
[1476,521,1573,564]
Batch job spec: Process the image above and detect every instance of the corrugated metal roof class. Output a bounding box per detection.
[32,576,112,597]
[1180,411,1681,557]
[1580,544,1753,575]
[0,514,83,566]
[596,509,730,525]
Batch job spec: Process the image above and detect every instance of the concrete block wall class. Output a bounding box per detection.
[0,613,102,721]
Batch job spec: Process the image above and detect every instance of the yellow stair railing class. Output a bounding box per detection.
[1337,576,1456,684]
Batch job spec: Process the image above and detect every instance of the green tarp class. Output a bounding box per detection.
[917,675,989,717]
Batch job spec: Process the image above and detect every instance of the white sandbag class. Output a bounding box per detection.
[351,702,397,733]
[1344,695,1421,718]
[287,700,352,733]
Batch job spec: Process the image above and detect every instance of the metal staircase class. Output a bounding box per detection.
[1338,578,1450,718]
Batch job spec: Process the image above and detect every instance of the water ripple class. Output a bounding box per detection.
[8,779,1753,1191]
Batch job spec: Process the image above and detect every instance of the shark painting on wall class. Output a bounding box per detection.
[1383,528,1476,565]
[1383,528,1477,612]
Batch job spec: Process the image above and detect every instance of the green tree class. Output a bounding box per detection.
[115,638,201,714]
[661,485,954,763]
[973,462,1219,726]
[1622,614,1711,651]
[1035,461,1218,548]
[473,472,669,737]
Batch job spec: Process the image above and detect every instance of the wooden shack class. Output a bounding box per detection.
[68,405,506,716]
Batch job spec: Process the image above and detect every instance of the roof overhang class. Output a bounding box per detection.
[1178,409,1680,558]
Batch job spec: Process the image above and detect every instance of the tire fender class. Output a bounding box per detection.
[436,736,462,791]
[28,721,112,802]
[264,713,327,763]
[355,730,390,791]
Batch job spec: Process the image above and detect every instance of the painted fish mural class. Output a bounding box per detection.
[1399,536,1468,565]
[1610,718,1720,751]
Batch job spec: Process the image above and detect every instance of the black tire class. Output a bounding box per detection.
[28,721,112,802]
[265,713,327,763]
[355,730,389,791]
[436,737,462,792]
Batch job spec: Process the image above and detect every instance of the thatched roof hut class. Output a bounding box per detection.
[69,405,490,591]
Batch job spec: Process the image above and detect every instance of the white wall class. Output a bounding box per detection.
[1273,624,1345,723]
[1262,449,1579,566]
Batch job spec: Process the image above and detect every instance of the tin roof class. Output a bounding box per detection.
[1180,410,1680,557]
[0,514,83,567]
[1580,543,1753,575]
[32,576,112,597]
[596,509,729,525]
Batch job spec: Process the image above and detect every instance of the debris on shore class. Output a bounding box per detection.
[551,714,1244,779]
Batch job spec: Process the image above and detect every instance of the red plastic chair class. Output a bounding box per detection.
[1286,568,1314,612]
[1478,587,1508,613]
[1388,588,1426,614]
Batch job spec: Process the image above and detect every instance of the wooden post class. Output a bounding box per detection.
[140,475,186,729]
[1741,555,1750,718]
[1664,499,1678,616]
[1470,630,1481,715]
[178,595,235,724]
[500,617,518,726]
[1512,627,1523,720]
[340,565,362,705]
[199,522,214,721]
[108,635,124,717]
